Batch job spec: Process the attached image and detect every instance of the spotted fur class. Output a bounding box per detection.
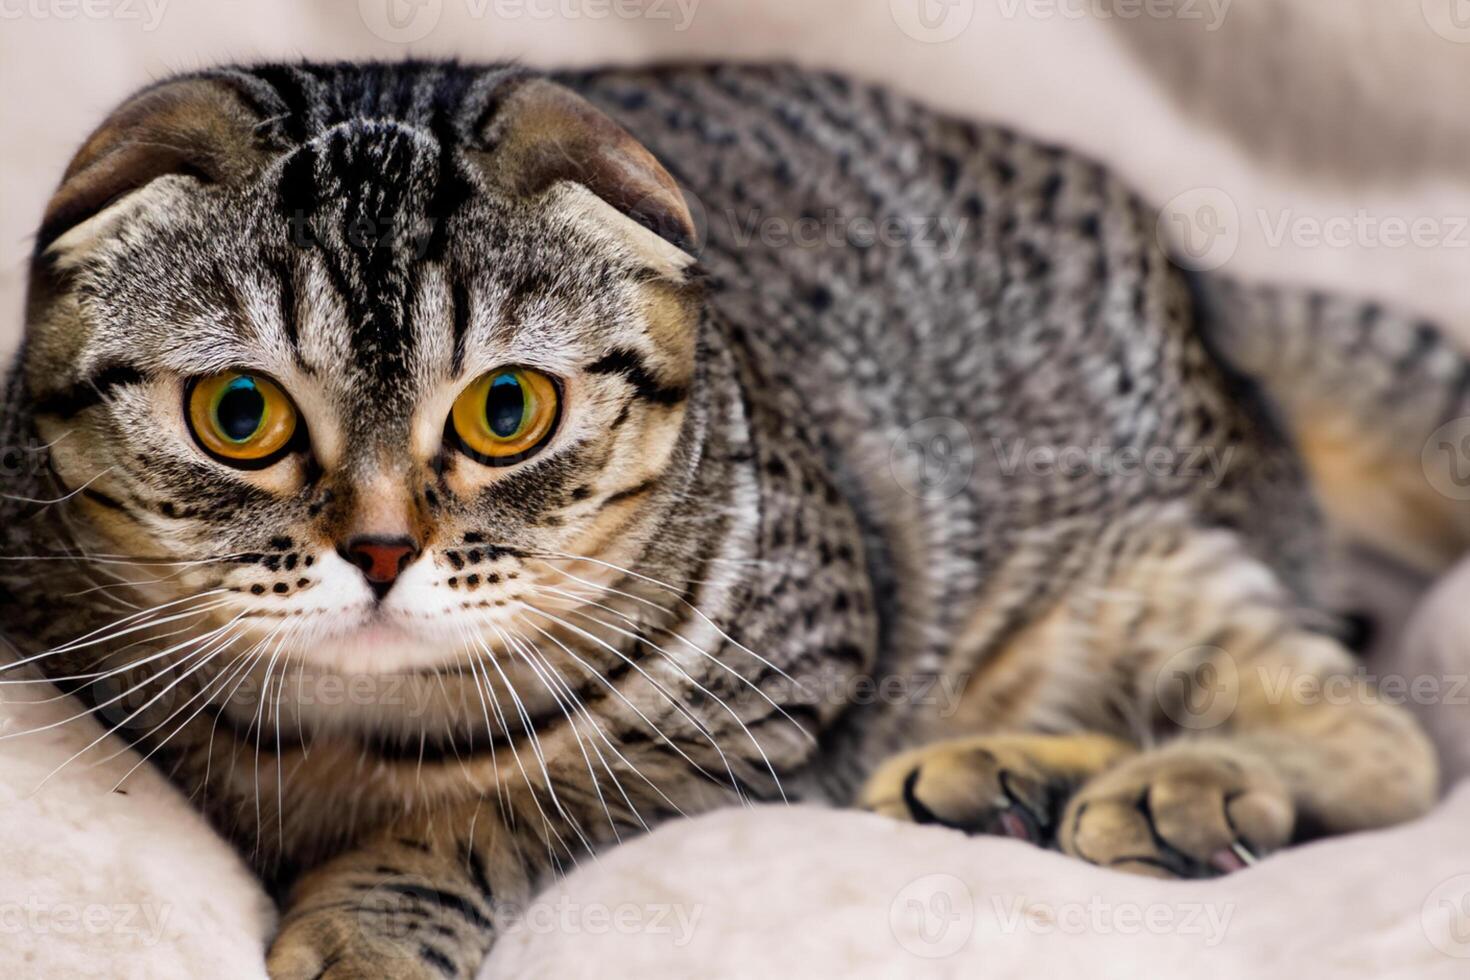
[0,61,1447,978]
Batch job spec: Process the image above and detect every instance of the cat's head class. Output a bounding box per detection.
[22,63,705,675]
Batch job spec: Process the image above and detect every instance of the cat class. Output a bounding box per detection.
[1,60,1450,978]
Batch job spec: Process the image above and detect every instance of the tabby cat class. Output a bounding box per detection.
[2,61,1451,977]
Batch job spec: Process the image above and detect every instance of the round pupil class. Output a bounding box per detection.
[485,373,527,439]
[215,377,266,442]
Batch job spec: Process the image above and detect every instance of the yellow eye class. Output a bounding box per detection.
[450,367,560,465]
[186,372,299,466]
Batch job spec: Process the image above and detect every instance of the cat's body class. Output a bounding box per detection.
[1,62,1451,978]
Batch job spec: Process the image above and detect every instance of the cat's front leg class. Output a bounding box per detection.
[864,521,1438,875]
[1055,633,1434,877]
[266,802,542,980]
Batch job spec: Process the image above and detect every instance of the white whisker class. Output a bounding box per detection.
[3,613,246,742]
[533,551,812,694]
[4,465,115,507]
[516,610,742,803]
[496,626,622,842]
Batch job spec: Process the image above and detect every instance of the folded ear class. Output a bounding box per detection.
[38,77,269,253]
[474,78,699,261]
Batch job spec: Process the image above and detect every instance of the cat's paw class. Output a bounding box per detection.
[861,736,1083,845]
[1058,742,1293,878]
[266,910,439,980]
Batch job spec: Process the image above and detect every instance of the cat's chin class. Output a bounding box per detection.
[259,609,498,676]
[304,620,446,674]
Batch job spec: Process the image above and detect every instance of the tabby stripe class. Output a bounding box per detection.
[467,67,531,149]
[379,883,493,932]
[420,70,478,262]
[34,365,145,418]
[599,478,658,510]
[81,488,127,512]
[211,70,286,136]
[277,143,319,217]
[426,64,474,146]
[418,945,456,977]
[458,840,496,905]
[585,348,688,405]
[271,255,301,353]
[247,64,316,143]
[450,280,471,374]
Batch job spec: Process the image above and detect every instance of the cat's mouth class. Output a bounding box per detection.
[219,546,623,677]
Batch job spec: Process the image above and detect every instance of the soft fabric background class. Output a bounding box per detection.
[2,1,1469,977]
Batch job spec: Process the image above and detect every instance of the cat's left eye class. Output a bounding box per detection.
[185,372,300,468]
[449,367,561,466]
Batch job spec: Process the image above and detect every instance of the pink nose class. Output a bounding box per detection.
[339,535,419,596]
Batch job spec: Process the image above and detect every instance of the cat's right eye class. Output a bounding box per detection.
[185,372,300,468]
